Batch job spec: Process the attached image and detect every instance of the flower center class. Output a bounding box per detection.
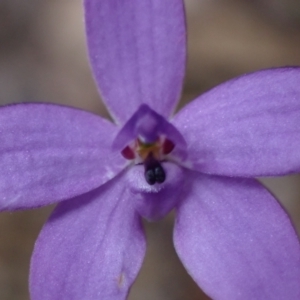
[144,154,165,185]
[121,136,175,185]
[112,104,187,186]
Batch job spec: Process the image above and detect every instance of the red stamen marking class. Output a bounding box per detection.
[121,146,135,159]
[162,138,175,155]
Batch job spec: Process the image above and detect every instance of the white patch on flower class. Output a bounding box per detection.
[103,167,115,181]
[2,195,21,210]
[117,272,126,289]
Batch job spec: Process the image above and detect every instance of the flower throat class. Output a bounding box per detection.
[121,137,174,185]
[112,104,187,186]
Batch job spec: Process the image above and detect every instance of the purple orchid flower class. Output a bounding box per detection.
[1,0,300,299]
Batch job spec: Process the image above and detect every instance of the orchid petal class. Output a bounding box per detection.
[173,67,300,176]
[0,103,125,211]
[174,172,300,300]
[85,0,186,124]
[30,174,146,300]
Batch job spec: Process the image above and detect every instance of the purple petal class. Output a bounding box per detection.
[174,172,300,300]
[30,174,146,300]
[85,0,186,124]
[173,67,300,176]
[0,103,125,211]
